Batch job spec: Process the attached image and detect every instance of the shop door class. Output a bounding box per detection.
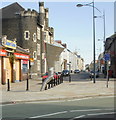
[15,60,20,81]
[5,58,12,83]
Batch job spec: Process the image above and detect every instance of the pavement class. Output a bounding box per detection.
[0,76,115,104]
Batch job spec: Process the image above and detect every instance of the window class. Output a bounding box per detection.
[24,31,30,40]
[33,51,37,60]
[22,64,28,73]
[33,33,36,42]
[37,27,40,40]
[37,44,40,55]
[44,32,46,42]
[37,60,40,71]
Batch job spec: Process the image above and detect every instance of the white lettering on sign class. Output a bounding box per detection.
[14,53,29,60]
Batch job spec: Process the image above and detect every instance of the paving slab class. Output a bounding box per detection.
[0,78,115,104]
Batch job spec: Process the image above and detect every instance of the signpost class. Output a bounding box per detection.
[104,53,110,88]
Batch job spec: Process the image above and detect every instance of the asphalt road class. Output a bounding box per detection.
[2,96,115,120]
[63,72,90,82]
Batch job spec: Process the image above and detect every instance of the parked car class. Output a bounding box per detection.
[61,70,70,76]
[74,69,80,74]
[89,71,99,78]
[42,72,60,81]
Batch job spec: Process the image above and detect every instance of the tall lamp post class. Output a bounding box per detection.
[76,1,102,83]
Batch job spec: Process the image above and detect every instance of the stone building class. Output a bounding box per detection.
[1,2,64,80]
[1,2,56,80]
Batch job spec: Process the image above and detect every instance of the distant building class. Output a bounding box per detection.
[104,34,116,77]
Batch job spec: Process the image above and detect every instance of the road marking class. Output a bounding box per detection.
[29,111,68,118]
[70,108,114,112]
[87,112,116,116]
[70,109,102,112]
[69,115,86,120]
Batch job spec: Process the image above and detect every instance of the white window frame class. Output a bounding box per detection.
[24,31,30,40]
[33,33,37,42]
[37,27,40,40]
[33,51,37,60]
[37,44,40,56]
[37,60,40,71]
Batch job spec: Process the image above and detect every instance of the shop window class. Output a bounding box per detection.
[22,64,28,73]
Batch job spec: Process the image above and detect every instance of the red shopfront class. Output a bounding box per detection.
[14,53,29,81]
[0,49,7,84]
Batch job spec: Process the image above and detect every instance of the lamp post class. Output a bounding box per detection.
[76,1,102,83]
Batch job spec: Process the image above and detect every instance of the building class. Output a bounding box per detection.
[97,52,105,73]
[54,41,84,72]
[1,2,65,80]
[104,34,116,78]
[0,36,29,84]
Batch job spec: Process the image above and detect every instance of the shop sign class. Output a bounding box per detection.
[0,49,7,56]
[14,53,29,60]
[23,60,28,64]
[2,39,16,49]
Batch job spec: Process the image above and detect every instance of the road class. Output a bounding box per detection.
[63,72,90,82]
[2,96,115,120]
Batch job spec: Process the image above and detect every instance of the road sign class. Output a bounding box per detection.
[104,53,110,61]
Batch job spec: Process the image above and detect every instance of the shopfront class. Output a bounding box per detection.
[14,53,29,81]
[0,49,7,84]
[1,36,29,84]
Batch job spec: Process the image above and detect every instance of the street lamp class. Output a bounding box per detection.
[76,1,102,83]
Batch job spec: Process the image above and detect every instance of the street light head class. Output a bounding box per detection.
[76,4,83,7]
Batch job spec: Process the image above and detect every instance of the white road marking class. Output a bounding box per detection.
[70,108,114,112]
[29,111,68,118]
[69,115,86,120]
[70,109,102,112]
[87,112,116,116]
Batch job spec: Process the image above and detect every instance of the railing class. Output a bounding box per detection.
[40,75,63,91]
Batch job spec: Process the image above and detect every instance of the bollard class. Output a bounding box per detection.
[60,75,63,83]
[48,82,50,89]
[51,79,53,87]
[54,78,55,86]
[26,76,29,91]
[7,79,10,91]
[69,75,71,82]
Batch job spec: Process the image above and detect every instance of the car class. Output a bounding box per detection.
[42,72,60,82]
[89,71,99,78]
[74,69,80,73]
[61,70,70,76]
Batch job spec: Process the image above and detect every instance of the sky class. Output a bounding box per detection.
[0,1,114,65]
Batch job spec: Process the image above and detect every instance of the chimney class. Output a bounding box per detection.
[45,8,49,27]
[39,2,44,13]
[39,2,45,25]
[62,43,67,48]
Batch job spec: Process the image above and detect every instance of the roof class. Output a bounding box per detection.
[2,2,25,19]
[105,33,116,50]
